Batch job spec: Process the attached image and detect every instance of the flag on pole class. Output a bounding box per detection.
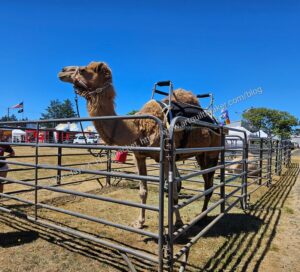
[11,102,23,109]
[220,108,231,125]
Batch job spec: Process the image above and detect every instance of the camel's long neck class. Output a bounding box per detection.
[87,86,138,146]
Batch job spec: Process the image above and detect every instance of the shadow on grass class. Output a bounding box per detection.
[181,162,299,272]
[0,163,298,272]
[0,213,158,272]
[176,213,263,245]
[0,230,39,248]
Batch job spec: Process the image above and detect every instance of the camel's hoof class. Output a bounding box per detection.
[132,221,144,229]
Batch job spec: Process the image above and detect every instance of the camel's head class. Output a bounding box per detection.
[58,62,113,98]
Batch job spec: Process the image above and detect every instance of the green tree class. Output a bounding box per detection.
[0,114,18,121]
[242,107,298,139]
[127,110,139,115]
[41,99,76,127]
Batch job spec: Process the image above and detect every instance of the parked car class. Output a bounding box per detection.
[73,135,97,144]
[87,134,99,143]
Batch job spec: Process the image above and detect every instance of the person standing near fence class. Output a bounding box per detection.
[0,136,15,194]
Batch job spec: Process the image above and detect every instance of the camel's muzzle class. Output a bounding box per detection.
[58,66,78,83]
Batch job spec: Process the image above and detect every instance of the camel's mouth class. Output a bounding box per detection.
[58,66,91,97]
[58,71,73,83]
[58,66,78,83]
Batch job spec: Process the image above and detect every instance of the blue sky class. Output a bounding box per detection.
[0,0,299,123]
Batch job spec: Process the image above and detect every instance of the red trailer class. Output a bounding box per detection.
[25,129,54,143]
[54,130,77,143]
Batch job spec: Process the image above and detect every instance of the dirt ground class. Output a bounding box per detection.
[0,147,299,272]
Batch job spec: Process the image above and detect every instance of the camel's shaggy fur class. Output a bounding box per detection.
[58,61,221,229]
[162,88,200,106]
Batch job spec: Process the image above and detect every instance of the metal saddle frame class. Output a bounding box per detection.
[151,80,217,193]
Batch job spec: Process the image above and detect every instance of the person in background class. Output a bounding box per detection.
[0,136,15,194]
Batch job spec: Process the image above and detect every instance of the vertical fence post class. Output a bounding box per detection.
[167,128,175,272]
[268,139,272,186]
[220,127,225,213]
[57,131,62,185]
[284,141,288,167]
[167,146,174,272]
[283,141,287,166]
[287,144,291,166]
[279,140,283,175]
[106,150,112,186]
[158,128,166,272]
[286,142,289,166]
[282,141,285,166]
[241,134,248,209]
[259,138,263,185]
[34,123,40,221]
[283,141,285,166]
[275,140,279,175]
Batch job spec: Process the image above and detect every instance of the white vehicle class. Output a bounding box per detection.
[73,134,97,144]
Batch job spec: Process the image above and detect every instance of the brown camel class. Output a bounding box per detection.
[58,61,221,229]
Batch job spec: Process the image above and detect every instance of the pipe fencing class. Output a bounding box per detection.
[0,116,293,272]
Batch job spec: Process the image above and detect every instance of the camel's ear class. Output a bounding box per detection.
[88,62,113,82]
[95,62,112,82]
[93,62,104,73]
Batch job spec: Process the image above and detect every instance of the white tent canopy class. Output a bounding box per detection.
[227,126,252,139]
[12,129,26,143]
[250,130,268,138]
[226,126,252,148]
[55,122,79,132]
[227,126,270,139]
[12,129,26,136]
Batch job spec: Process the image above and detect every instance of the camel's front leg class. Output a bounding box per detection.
[165,166,183,228]
[133,156,148,229]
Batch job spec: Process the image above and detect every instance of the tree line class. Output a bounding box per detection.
[242,108,299,139]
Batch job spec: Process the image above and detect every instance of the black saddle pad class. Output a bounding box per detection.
[158,101,216,126]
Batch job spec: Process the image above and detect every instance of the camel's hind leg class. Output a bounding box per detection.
[133,155,148,229]
[196,153,219,212]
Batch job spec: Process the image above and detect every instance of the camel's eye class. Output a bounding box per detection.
[79,68,86,74]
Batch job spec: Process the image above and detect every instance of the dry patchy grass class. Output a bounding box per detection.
[0,146,299,271]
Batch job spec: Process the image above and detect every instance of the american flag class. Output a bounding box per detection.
[11,102,23,109]
[11,102,24,113]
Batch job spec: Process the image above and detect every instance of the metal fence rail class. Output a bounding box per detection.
[164,117,293,271]
[0,115,167,271]
[0,116,293,272]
